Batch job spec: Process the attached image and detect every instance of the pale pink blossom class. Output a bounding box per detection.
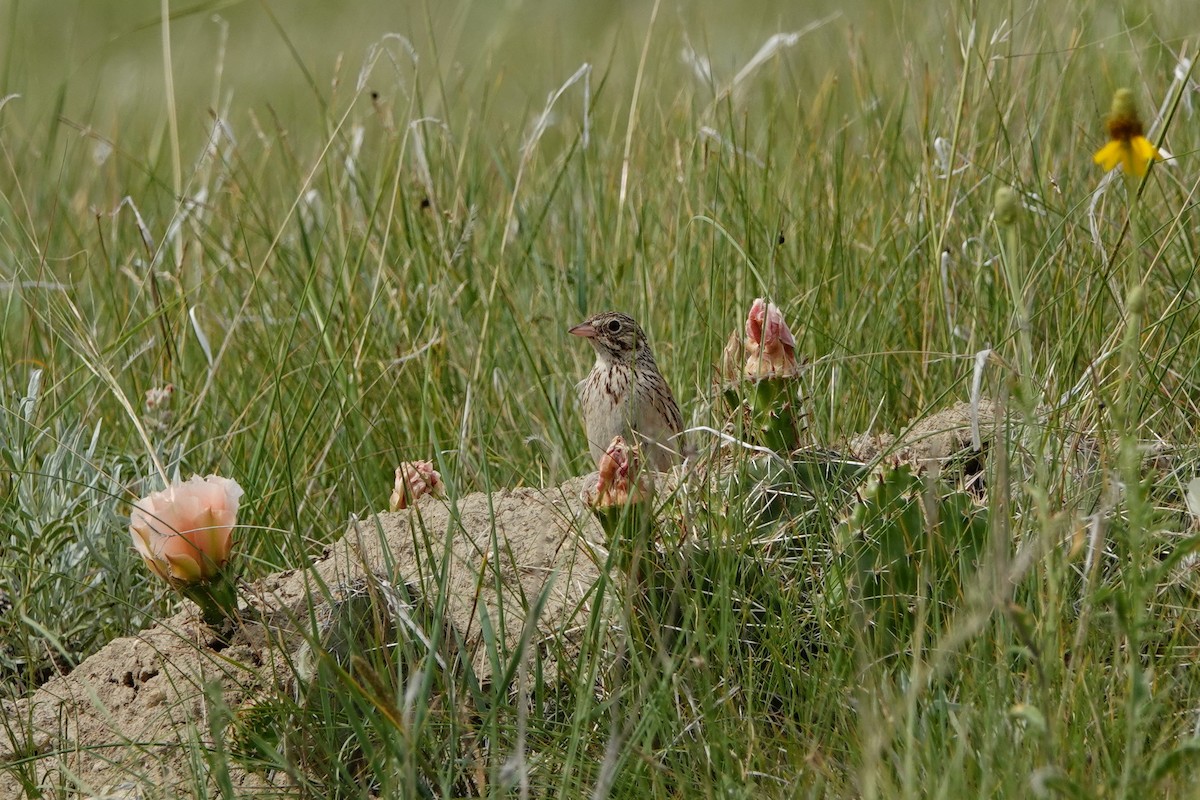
[389,461,444,511]
[586,436,653,507]
[130,475,243,585]
[143,384,175,411]
[744,297,799,379]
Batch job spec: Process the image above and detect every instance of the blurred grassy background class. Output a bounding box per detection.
[5,2,1188,154]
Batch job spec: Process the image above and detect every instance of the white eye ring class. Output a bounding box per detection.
[606,319,622,333]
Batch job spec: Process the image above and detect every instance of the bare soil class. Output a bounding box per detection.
[1,477,604,798]
[0,402,1007,798]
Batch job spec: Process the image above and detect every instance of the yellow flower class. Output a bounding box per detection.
[1093,88,1160,178]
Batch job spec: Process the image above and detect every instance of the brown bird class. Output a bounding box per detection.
[569,311,686,472]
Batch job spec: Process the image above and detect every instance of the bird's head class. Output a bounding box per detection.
[569,311,650,366]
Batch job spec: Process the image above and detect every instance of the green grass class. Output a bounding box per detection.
[5,0,1200,795]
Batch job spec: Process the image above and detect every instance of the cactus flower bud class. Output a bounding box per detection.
[720,298,807,453]
[586,436,653,508]
[993,186,1020,226]
[389,461,444,511]
[582,436,656,557]
[744,298,799,379]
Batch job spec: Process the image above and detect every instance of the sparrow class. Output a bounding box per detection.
[569,311,686,472]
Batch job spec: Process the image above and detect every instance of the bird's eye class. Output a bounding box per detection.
[606,319,622,333]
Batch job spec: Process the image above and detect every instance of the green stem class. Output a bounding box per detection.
[180,571,240,629]
[1116,285,1148,798]
[592,500,655,575]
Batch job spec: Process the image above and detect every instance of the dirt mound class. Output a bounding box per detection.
[849,399,997,466]
[0,477,604,798]
[0,401,1017,797]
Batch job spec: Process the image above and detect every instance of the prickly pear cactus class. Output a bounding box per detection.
[834,462,989,645]
[723,377,807,454]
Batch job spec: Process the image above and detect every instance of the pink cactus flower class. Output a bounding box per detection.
[586,435,653,507]
[130,475,243,585]
[744,298,799,379]
[389,461,444,511]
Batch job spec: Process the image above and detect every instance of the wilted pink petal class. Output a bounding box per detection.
[719,330,745,383]
[744,297,799,379]
[129,475,242,585]
[587,436,652,507]
[746,298,767,346]
[390,461,444,511]
[144,384,175,411]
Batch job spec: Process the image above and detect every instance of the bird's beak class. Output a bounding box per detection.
[568,321,597,338]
